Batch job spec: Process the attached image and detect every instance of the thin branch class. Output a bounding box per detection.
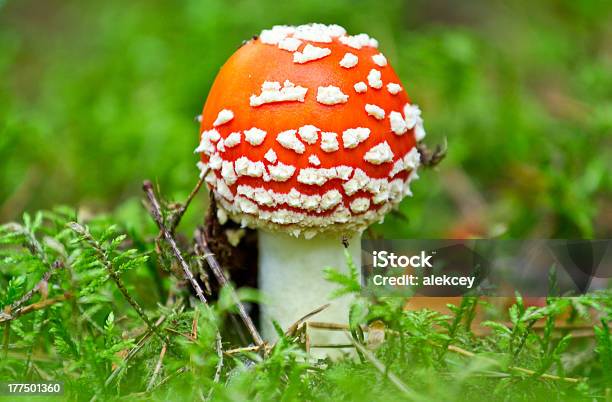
[213,332,223,382]
[165,328,195,342]
[146,343,168,392]
[475,320,605,337]
[169,174,206,234]
[308,322,352,331]
[446,344,580,383]
[310,320,596,338]
[0,293,73,324]
[10,261,62,311]
[284,304,330,337]
[128,367,189,398]
[142,181,226,398]
[191,308,199,340]
[193,251,213,297]
[207,332,224,400]
[194,227,263,347]
[310,343,354,348]
[69,222,167,343]
[150,367,188,393]
[304,322,311,353]
[344,331,418,400]
[142,180,208,305]
[268,304,332,355]
[101,315,167,392]
[224,345,265,356]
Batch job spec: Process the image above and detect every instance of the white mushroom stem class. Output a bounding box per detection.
[258,230,361,352]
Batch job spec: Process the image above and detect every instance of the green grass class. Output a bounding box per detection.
[0,198,611,401]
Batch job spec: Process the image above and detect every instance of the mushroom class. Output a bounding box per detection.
[196,24,426,347]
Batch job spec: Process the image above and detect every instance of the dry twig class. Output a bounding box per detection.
[310,343,354,348]
[9,261,62,312]
[284,304,330,338]
[308,321,353,331]
[0,293,73,324]
[94,315,167,402]
[146,343,168,391]
[224,345,265,356]
[191,308,200,340]
[207,332,224,400]
[344,331,418,399]
[194,227,264,347]
[142,180,209,305]
[143,179,227,398]
[169,174,206,234]
[445,344,580,383]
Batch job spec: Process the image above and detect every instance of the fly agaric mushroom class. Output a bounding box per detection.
[196,24,426,345]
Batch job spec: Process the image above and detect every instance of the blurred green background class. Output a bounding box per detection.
[0,0,610,238]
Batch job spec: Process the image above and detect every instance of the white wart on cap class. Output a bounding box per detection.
[197,23,426,237]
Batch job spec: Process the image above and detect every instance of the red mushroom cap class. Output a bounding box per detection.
[196,24,426,238]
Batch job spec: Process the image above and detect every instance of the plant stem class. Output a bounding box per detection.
[0,293,73,324]
[69,222,166,343]
[169,174,205,234]
[345,331,418,400]
[194,227,263,347]
[446,344,580,383]
[142,180,208,305]
[146,342,167,391]
[10,261,62,312]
